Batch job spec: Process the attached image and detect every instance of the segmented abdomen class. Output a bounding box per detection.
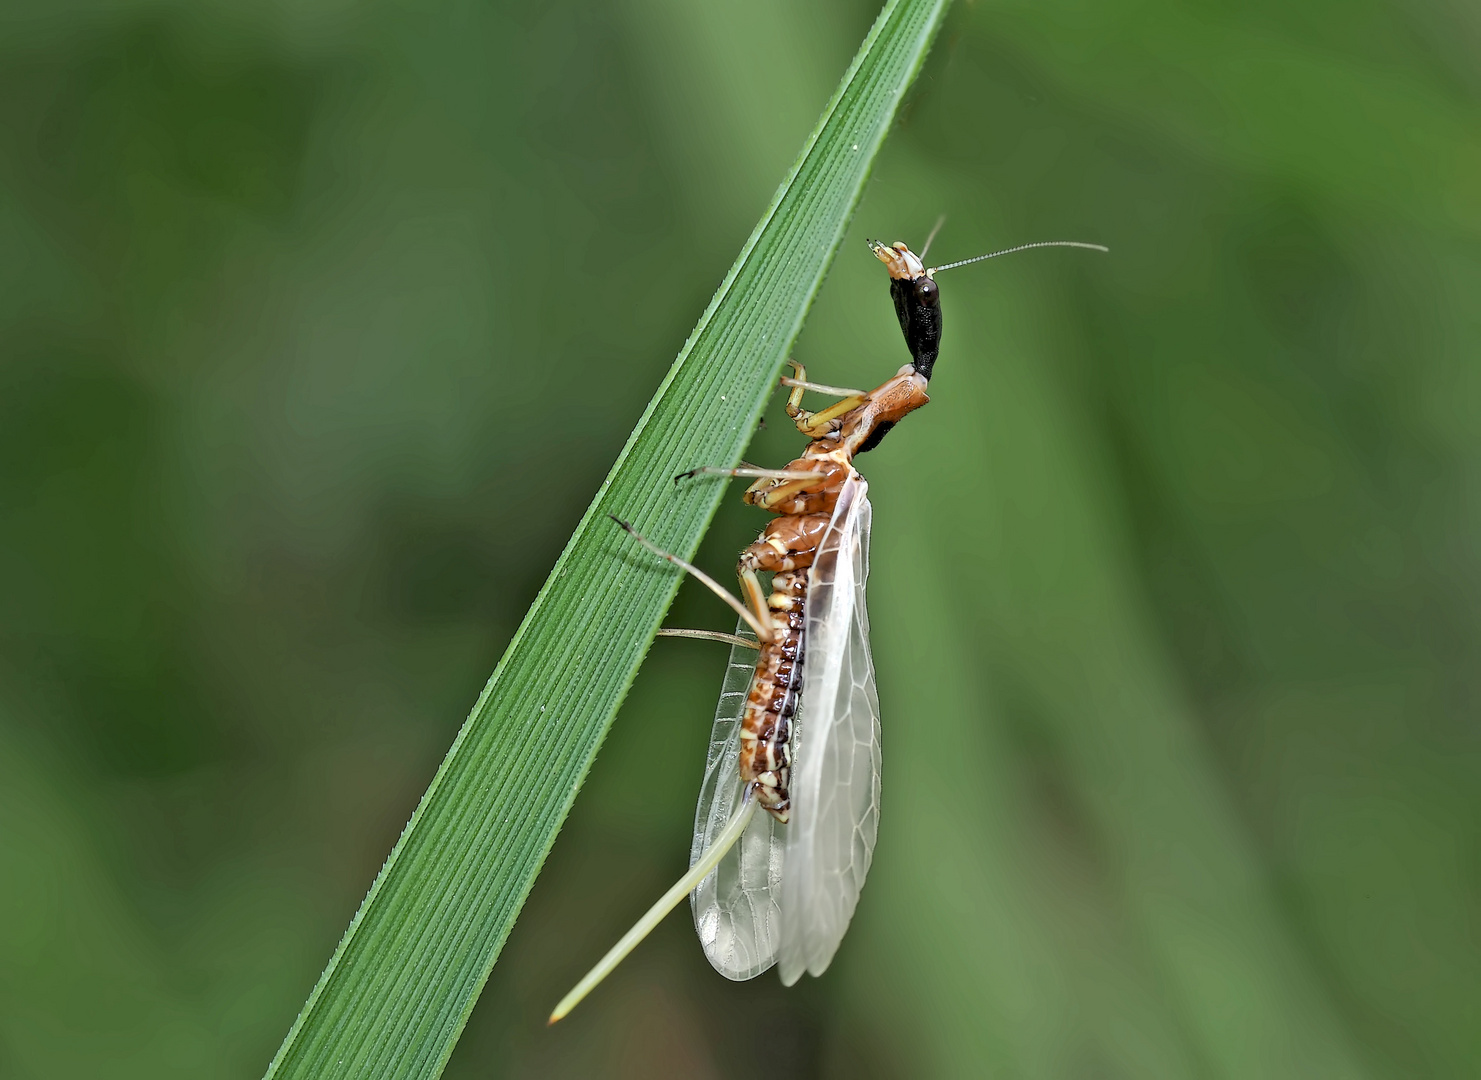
[739,569,806,822]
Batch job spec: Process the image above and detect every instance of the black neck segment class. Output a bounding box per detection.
[889,275,942,380]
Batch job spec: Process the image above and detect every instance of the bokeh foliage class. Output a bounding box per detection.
[1,1,1476,1078]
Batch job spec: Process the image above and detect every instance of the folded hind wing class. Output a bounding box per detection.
[689,623,783,980]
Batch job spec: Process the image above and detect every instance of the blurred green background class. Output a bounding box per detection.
[1,0,1477,1076]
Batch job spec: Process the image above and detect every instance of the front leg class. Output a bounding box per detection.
[782,359,867,438]
[742,458,845,515]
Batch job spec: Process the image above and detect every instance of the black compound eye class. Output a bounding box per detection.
[915,277,938,304]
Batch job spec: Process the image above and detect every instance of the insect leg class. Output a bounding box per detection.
[782,359,867,436]
[783,359,809,418]
[741,461,841,513]
[793,393,868,438]
[779,376,867,398]
[608,516,775,645]
[655,628,759,649]
[738,567,769,632]
[674,465,819,485]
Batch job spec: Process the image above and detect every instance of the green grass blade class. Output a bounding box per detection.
[263,2,949,1076]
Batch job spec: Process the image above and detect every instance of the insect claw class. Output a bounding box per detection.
[607,513,635,533]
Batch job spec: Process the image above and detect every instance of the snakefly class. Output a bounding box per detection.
[550,232,1107,1022]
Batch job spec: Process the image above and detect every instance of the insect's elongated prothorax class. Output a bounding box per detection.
[551,233,1106,1022]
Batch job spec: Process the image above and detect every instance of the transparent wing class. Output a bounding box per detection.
[689,620,783,980]
[778,470,881,986]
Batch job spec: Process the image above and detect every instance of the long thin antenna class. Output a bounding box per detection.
[549,798,760,1023]
[919,214,947,261]
[929,240,1108,276]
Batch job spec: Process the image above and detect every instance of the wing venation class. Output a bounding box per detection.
[690,623,782,980]
[778,470,881,985]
